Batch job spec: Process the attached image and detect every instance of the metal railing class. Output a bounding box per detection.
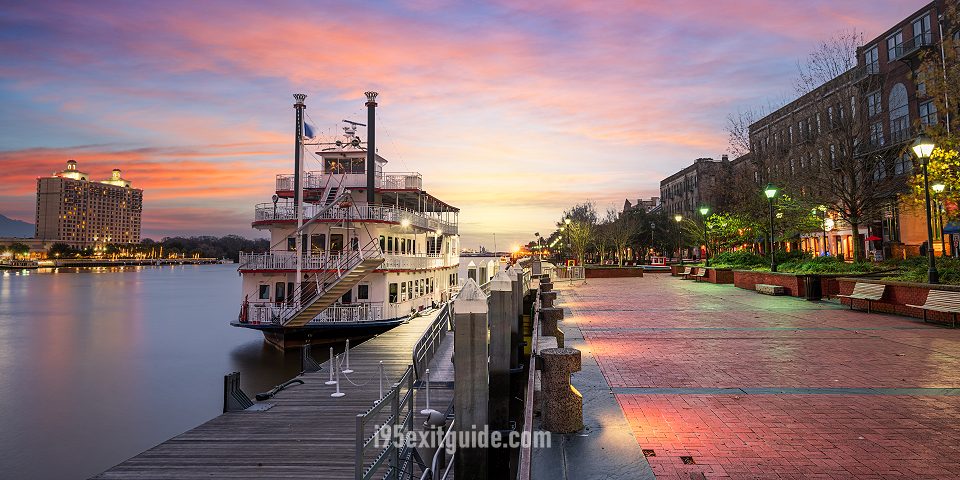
[418,419,456,480]
[551,266,585,282]
[517,280,541,480]
[239,251,456,272]
[355,365,416,480]
[276,171,423,192]
[412,302,452,379]
[254,203,457,234]
[243,302,385,326]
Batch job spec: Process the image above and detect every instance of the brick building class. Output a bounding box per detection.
[35,160,143,248]
[659,155,731,220]
[744,0,956,259]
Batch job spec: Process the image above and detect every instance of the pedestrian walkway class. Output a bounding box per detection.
[560,275,960,479]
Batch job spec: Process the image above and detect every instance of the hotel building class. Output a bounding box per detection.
[35,160,143,247]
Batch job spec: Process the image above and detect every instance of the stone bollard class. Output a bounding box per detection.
[540,290,557,308]
[540,348,583,433]
[540,281,554,293]
[539,307,565,348]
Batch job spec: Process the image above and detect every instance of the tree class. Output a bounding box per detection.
[567,220,593,266]
[609,208,638,266]
[8,242,30,259]
[787,31,903,262]
[48,242,75,258]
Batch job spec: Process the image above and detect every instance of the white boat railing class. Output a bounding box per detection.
[254,203,457,234]
[275,172,423,192]
[243,302,385,326]
[239,252,457,271]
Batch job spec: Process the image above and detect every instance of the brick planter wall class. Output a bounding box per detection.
[706,268,734,284]
[585,267,644,278]
[733,270,806,297]
[837,278,960,325]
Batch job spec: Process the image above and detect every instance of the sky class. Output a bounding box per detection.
[0,0,927,248]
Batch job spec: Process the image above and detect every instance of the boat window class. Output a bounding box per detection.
[341,289,352,304]
[387,237,394,253]
[330,234,344,251]
[275,282,285,302]
[401,238,406,254]
[351,236,359,250]
[311,234,325,253]
[389,283,398,303]
[258,284,270,300]
[400,282,407,302]
[287,237,296,251]
[379,236,385,252]
[408,281,413,299]
[358,284,369,300]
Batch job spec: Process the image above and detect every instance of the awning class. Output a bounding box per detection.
[865,235,882,241]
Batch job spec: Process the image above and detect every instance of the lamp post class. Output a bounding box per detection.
[764,183,779,272]
[933,182,946,257]
[912,135,939,284]
[674,213,683,264]
[563,217,571,263]
[272,194,279,219]
[699,205,710,267]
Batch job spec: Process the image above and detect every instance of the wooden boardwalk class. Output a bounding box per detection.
[95,311,455,480]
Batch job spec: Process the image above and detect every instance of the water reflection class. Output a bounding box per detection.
[0,265,307,479]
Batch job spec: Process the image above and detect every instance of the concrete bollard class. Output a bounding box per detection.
[539,307,565,348]
[540,348,583,433]
[453,279,489,480]
[540,280,553,293]
[540,290,557,308]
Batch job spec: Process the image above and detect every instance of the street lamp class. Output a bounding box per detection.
[764,183,779,272]
[933,181,946,257]
[699,205,710,267]
[674,213,683,264]
[912,135,939,284]
[272,194,279,219]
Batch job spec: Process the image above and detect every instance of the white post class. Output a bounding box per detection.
[376,360,384,405]
[331,355,345,398]
[420,368,432,414]
[326,347,337,385]
[342,339,353,374]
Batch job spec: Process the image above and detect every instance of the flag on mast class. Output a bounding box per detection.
[303,122,316,139]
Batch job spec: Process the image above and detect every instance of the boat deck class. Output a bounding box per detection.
[94,310,455,479]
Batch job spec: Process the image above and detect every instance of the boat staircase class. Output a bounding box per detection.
[323,185,340,205]
[281,247,384,327]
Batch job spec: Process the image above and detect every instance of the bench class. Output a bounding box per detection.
[691,268,708,282]
[756,284,784,295]
[677,266,691,278]
[837,282,886,313]
[907,290,960,327]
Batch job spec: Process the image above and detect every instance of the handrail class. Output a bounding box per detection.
[517,279,540,480]
[254,202,457,233]
[412,302,452,379]
[356,364,415,480]
[418,419,456,480]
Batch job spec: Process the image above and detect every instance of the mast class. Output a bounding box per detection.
[365,92,378,205]
[293,93,306,297]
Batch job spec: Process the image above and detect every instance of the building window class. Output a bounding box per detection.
[870,122,884,147]
[913,14,931,46]
[864,45,879,73]
[888,83,910,142]
[919,100,938,127]
[887,30,903,60]
[894,152,913,175]
[867,90,881,117]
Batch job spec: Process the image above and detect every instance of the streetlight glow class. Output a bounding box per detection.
[912,135,936,161]
[933,182,946,194]
[764,183,779,199]
[699,206,710,216]
[400,218,411,228]
[674,214,682,223]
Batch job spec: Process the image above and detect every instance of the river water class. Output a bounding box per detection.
[0,264,304,479]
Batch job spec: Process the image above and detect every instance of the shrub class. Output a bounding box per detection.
[710,251,767,269]
[893,257,960,285]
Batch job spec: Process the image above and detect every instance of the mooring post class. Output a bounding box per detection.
[454,279,489,480]
[488,270,513,477]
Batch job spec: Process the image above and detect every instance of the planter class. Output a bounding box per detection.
[733,270,850,298]
[705,268,734,284]
[585,266,644,278]
[837,278,960,325]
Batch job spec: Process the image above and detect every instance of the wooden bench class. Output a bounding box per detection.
[756,284,784,295]
[837,282,886,313]
[907,290,960,327]
[677,266,691,278]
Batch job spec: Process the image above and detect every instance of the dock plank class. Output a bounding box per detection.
[94,311,455,480]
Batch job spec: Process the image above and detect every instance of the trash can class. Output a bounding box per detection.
[803,275,822,301]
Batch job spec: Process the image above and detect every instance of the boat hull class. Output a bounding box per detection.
[230,318,406,349]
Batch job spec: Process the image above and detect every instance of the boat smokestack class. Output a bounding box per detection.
[365,91,378,205]
[293,93,307,211]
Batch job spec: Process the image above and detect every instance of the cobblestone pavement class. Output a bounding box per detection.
[562,275,960,479]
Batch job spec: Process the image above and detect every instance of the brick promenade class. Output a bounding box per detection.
[561,275,960,479]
